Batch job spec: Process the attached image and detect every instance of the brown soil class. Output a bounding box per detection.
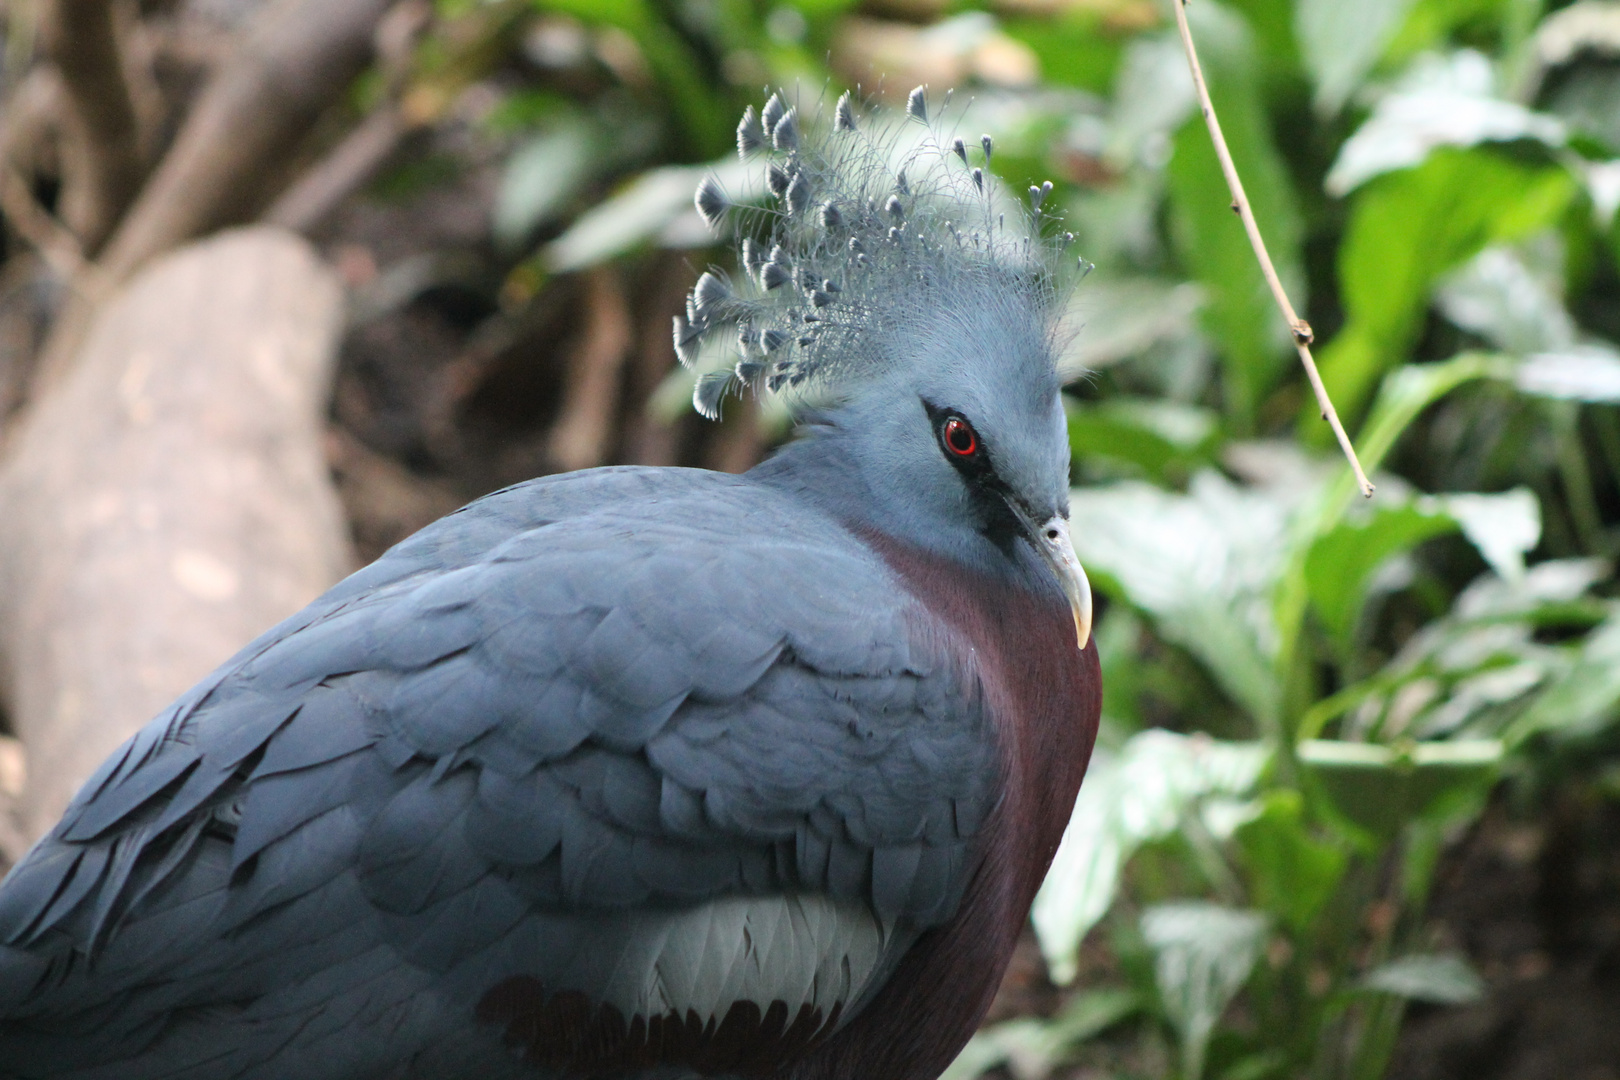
[1386,792,1620,1080]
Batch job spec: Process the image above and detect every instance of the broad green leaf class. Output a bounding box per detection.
[937,1033,1006,1080]
[1305,502,1458,650]
[1165,2,1303,432]
[1325,51,1565,195]
[1141,903,1269,1080]
[542,156,758,271]
[1361,953,1484,1003]
[1235,791,1349,934]
[493,119,597,249]
[1533,2,1620,152]
[1383,0,1514,65]
[1274,354,1511,685]
[1002,14,1124,94]
[1295,0,1419,115]
[1583,159,1620,228]
[1318,559,1609,743]
[1297,738,1502,845]
[1435,241,1576,354]
[1107,33,1196,169]
[1314,150,1575,428]
[1515,346,1620,402]
[1353,353,1515,476]
[1506,610,1620,746]
[1062,277,1205,376]
[534,0,729,155]
[1440,488,1540,582]
[1047,986,1144,1046]
[1220,1050,1291,1080]
[941,990,1142,1080]
[1066,397,1218,484]
[1224,0,1300,73]
[1034,732,1270,984]
[1070,473,1303,725]
[1305,484,1542,649]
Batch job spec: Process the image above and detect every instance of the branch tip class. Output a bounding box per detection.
[1170,0,1372,498]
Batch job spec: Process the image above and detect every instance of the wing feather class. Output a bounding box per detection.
[0,468,998,1078]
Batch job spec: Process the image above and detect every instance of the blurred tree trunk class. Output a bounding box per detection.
[0,228,353,840]
[0,0,401,851]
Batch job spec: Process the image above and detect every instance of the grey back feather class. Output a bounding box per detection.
[677,87,1083,419]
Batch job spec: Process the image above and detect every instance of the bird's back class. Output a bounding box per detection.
[0,465,1011,1080]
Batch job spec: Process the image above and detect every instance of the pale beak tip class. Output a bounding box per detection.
[1072,566,1093,652]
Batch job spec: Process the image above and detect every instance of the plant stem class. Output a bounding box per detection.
[1169,0,1374,498]
[1552,402,1606,556]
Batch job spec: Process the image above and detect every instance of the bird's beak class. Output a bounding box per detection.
[1028,513,1093,651]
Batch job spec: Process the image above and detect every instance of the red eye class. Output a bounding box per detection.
[943,416,978,457]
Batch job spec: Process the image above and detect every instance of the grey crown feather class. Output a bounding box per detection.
[676,87,1086,420]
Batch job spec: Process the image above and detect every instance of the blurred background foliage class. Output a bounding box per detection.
[5,0,1620,1075]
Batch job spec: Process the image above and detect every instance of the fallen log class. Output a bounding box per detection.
[0,226,354,841]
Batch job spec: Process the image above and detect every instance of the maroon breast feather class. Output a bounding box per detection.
[790,535,1102,1080]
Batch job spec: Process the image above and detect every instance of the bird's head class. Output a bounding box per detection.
[680,88,1091,647]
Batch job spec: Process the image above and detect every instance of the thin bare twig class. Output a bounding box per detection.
[1170,0,1374,497]
[0,164,97,291]
[264,105,410,234]
[548,266,633,472]
[264,0,434,234]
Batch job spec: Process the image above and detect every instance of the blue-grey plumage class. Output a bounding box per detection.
[0,88,1101,1080]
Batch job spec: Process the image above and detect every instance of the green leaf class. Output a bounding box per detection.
[938,1032,1011,1080]
[1276,352,1516,683]
[941,989,1143,1080]
[1034,732,1270,984]
[1313,559,1610,744]
[1295,0,1419,114]
[541,156,757,271]
[1066,397,1218,484]
[1354,352,1515,476]
[533,0,729,155]
[1297,738,1502,845]
[1440,488,1541,582]
[1141,903,1270,1080]
[1515,346,1620,403]
[1325,51,1565,195]
[1224,0,1300,73]
[1273,354,1511,683]
[1383,0,1512,65]
[1435,241,1575,354]
[1108,35,1198,170]
[1002,14,1124,94]
[1361,953,1484,1003]
[1070,473,1305,726]
[1535,3,1620,152]
[1062,277,1205,376]
[1166,2,1304,432]
[1506,611,1620,746]
[493,119,598,249]
[1305,502,1459,651]
[1314,149,1576,429]
[493,107,660,251]
[1234,790,1349,933]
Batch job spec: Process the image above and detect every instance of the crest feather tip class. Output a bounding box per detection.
[695,175,730,227]
[906,86,927,123]
[835,92,857,132]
